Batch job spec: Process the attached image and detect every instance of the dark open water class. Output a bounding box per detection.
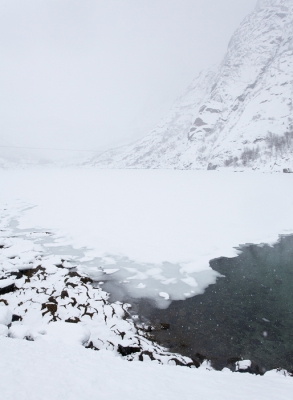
[130,235,293,373]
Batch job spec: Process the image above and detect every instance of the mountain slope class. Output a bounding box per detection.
[88,0,293,171]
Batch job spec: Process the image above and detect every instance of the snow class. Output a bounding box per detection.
[34,322,91,346]
[0,325,8,337]
[0,219,194,366]
[87,0,293,171]
[159,292,170,300]
[1,168,293,307]
[8,322,90,346]
[237,360,252,370]
[0,336,292,400]
[1,1,292,396]
[0,306,12,326]
[0,279,15,289]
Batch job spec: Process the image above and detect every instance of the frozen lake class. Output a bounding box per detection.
[1,168,293,306]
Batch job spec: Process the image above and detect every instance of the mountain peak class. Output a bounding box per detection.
[256,0,292,9]
[88,0,293,172]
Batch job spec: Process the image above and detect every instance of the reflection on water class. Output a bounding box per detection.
[130,235,293,372]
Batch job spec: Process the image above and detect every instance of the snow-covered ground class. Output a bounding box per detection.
[1,167,293,398]
[0,336,292,400]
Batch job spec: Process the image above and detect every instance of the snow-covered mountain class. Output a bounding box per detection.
[87,0,293,171]
[0,147,96,169]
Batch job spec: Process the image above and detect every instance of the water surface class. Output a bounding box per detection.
[129,235,293,372]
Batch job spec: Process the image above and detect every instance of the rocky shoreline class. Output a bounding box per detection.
[0,222,195,366]
[1,205,292,377]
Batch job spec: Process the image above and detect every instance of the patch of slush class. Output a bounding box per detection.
[82,257,220,308]
[2,219,220,308]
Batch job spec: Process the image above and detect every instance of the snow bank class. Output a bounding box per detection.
[0,337,292,400]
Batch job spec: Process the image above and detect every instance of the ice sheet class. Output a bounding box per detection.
[1,168,293,306]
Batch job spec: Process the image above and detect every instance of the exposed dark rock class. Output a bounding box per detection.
[65,317,80,323]
[138,350,156,362]
[0,283,16,295]
[194,118,207,127]
[206,108,220,114]
[159,323,170,330]
[190,358,201,368]
[66,282,78,288]
[117,331,126,340]
[80,277,93,285]
[70,297,77,307]
[237,361,263,376]
[117,344,141,356]
[168,357,191,367]
[48,296,58,304]
[276,368,293,377]
[68,272,81,278]
[10,271,23,279]
[61,290,69,299]
[12,314,22,322]
[22,266,45,280]
[253,138,264,143]
[85,341,99,351]
[42,303,58,315]
[227,357,242,366]
[24,335,34,341]
[207,163,218,170]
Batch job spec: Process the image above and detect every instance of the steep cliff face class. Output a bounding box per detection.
[88,0,293,171]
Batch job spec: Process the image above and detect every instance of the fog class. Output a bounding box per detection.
[0,0,257,160]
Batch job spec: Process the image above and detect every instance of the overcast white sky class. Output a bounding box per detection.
[0,0,257,157]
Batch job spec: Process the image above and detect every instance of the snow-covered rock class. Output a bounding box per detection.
[0,207,194,367]
[88,0,293,172]
[0,305,12,326]
[32,322,91,346]
[0,324,8,337]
